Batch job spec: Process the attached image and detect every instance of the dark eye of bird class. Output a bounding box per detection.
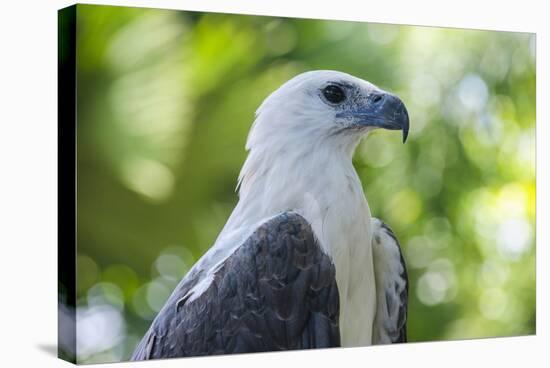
[322,85,346,104]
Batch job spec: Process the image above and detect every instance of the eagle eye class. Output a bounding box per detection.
[322,84,346,104]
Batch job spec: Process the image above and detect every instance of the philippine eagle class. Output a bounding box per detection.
[132,70,410,359]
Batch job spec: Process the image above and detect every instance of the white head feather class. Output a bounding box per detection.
[237,70,382,197]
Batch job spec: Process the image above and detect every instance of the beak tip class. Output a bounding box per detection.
[401,106,410,144]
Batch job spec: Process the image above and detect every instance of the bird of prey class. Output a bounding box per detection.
[132,70,409,360]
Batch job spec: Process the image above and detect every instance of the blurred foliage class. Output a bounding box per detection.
[70,4,536,363]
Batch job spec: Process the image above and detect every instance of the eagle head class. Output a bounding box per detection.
[247,70,409,157]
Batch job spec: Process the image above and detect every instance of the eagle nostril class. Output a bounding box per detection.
[372,94,384,105]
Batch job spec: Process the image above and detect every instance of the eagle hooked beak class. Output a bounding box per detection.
[337,92,410,143]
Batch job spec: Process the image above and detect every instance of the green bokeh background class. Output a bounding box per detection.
[72,4,535,363]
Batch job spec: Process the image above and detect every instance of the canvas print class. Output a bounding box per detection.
[58,4,536,364]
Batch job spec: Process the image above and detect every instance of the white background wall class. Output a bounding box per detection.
[0,0,546,367]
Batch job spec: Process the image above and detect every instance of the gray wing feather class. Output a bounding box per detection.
[372,218,408,344]
[132,212,340,360]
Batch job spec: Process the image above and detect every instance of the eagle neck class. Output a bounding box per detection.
[226,134,369,257]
